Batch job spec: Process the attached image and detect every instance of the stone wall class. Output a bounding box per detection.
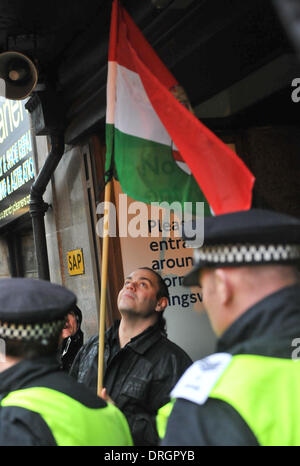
[37,136,100,341]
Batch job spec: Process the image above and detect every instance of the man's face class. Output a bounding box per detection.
[117,269,160,318]
[198,268,223,336]
[61,312,78,339]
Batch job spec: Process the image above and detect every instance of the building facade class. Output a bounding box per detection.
[0,0,299,361]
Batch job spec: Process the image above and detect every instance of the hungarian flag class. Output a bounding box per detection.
[105,0,255,215]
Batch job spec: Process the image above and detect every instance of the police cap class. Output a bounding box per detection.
[0,278,76,342]
[183,209,300,287]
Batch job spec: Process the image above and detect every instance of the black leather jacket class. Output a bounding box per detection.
[60,328,84,372]
[70,320,192,445]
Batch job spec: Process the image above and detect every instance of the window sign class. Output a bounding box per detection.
[0,97,35,228]
[67,249,85,276]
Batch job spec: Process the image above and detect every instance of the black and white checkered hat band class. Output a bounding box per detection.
[0,319,65,342]
[194,244,300,266]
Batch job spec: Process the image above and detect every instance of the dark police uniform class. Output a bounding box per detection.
[0,278,133,446]
[159,209,300,446]
[60,304,84,372]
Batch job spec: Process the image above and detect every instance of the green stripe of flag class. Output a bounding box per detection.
[106,124,211,215]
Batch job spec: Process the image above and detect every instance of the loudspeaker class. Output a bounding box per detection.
[0,51,38,100]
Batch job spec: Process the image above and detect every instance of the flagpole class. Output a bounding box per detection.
[97,179,112,396]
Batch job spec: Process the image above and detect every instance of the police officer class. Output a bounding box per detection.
[60,304,84,372]
[0,277,133,446]
[160,208,300,446]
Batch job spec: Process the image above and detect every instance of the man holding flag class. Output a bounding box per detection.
[70,267,192,446]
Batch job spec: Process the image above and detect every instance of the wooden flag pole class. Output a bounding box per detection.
[97,179,112,396]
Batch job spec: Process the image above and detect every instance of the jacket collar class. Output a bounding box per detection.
[217,284,300,354]
[107,319,163,355]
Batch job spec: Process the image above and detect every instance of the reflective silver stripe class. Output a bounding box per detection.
[0,319,65,341]
[194,244,300,265]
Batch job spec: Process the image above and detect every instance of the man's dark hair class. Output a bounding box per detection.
[138,267,169,335]
[138,267,169,300]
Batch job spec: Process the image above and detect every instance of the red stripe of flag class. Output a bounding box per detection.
[111,0,255,214]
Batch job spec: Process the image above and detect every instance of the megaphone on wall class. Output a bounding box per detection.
[0,51,38,100]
